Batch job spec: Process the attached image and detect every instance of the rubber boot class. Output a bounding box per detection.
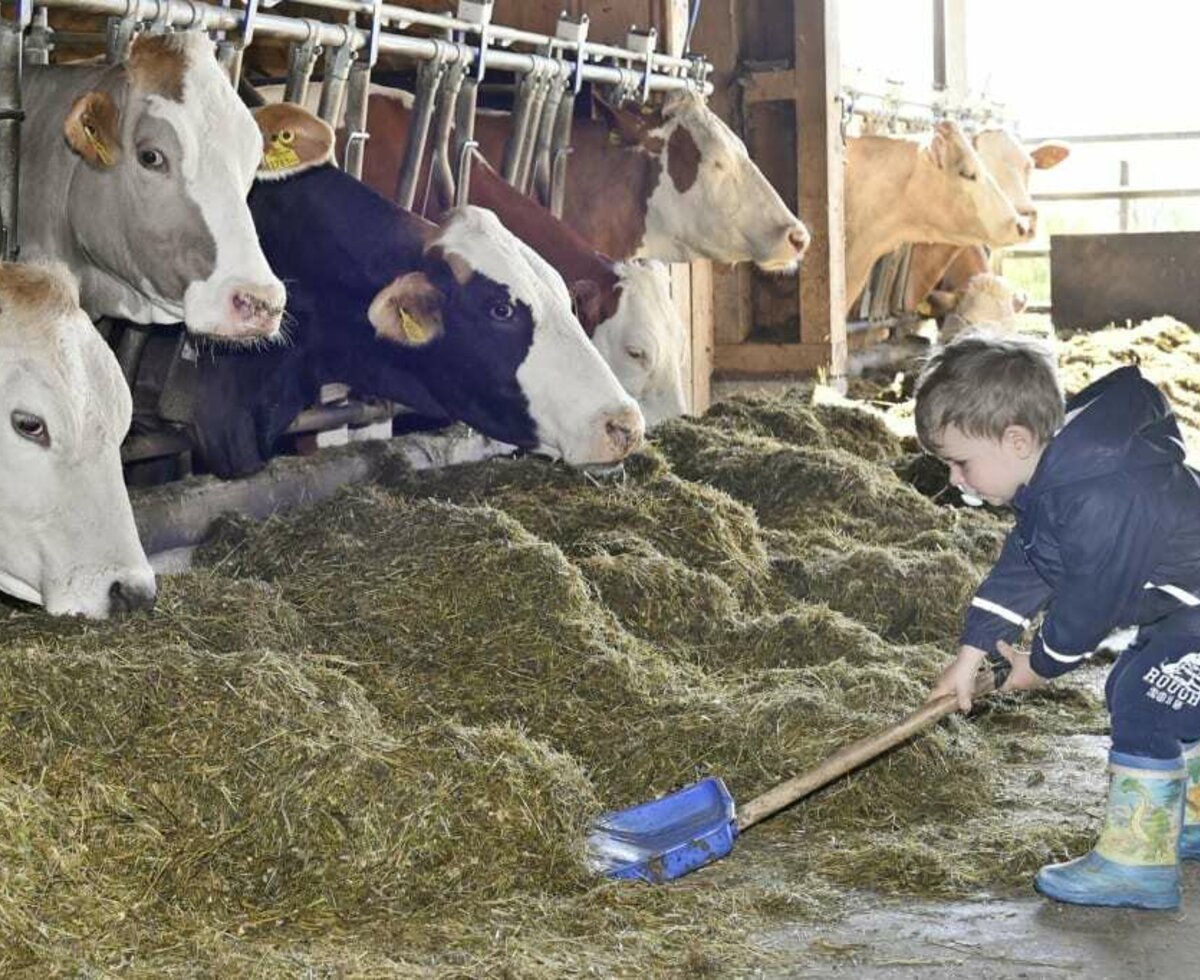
[1179,739,1200,860]
[1035,751,1184,910]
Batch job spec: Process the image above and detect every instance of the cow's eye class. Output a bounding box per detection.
[489,301,515,321]
[11,410,49,448]
[959,169,978,182]
[138,148,168,172]
[624,345,647,361]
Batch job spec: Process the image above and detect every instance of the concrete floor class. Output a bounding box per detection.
[756,883,1200,979]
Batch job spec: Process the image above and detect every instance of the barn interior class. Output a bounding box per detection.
[1,1,1200,976]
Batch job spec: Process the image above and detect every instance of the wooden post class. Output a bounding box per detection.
[794,0,846,379]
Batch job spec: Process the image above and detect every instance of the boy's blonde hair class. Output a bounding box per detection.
[914,332,1064,453]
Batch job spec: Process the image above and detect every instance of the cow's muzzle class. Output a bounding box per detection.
[108,576,157,616]
[225,280,287,340]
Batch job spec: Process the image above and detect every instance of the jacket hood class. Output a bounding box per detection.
[1019,366,1186,501]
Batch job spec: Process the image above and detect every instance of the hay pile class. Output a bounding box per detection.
[0,385,1111,975]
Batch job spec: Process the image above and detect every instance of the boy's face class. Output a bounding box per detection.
[934,423,1043,506]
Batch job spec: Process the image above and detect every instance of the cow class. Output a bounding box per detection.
[187,104,643,479]
[341,112,689,428]
[844,120,1033,312]
[0,261,155,617]
[354,86,810,272]
[921,272,1029,342]
[901,133,1070,313]
[21,31,285,340]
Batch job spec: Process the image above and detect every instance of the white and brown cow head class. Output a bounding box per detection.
[0,262,155,618]
[596,92,810,273]
[58,32,284,340]
[574,260,688,428]
[973,129,1070,238]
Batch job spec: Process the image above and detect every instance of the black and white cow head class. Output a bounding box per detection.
[370,206,646,465]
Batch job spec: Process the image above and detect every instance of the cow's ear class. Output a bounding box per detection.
[928,120,969,172]
[917,289,960,319]
[1030,140,1070,170]
[254,103,335,180]
[368,272,445,347]
[568,278,604,328]
[64,91,121,168]
[595,91,657,147]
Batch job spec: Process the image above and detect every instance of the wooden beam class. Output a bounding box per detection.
[794,0,847,379]
[690,260,714,412]
[743,68,798,105]
[715,342,843,376]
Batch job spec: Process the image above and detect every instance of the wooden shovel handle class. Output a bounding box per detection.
[736,661,1002,832]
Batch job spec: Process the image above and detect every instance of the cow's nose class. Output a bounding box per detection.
[604,406,645,459]
[229,280,286,338]
[1015,217,1033,240]
[109,577,157,616]
[787,225,811,256]
[1022,210,1038,236]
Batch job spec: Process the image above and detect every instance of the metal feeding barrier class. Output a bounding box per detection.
[0,0,714,484]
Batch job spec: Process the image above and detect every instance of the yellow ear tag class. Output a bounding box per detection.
[83,124,114,167]
[399,309,434,344]
[608,130,623,146]
[263,130,301,172]
[915,300,934,317]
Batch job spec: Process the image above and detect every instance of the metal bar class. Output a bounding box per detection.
[1024,131,1200,145]
[0,23,23,262]
[283,398,398,435]
[514,65,552,194]
[428,58,465,210]
[1033,187,1200,202]
[317,38,354,125]
[500,62,539,183]
[1119,160,1130,232]
[395,53,446,209]
[451,74,478,191]
[530,75,565,206]
[342,61,371,178]
[283,25,322,105]
[546,91,574,218]
[33,0,709,90]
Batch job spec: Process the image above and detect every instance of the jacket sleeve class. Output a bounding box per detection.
[960,528,1052,657]
[1029,481,1163,679]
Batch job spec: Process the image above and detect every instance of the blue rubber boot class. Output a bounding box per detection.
[1035,751,1184,910]
[1179,740,1200,860]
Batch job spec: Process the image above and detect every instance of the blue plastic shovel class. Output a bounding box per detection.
[588,658,1008,882]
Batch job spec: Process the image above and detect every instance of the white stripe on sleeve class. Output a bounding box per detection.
[1144,581,1200,607]
[1040,633,1091,664]
[970,596,1032,628]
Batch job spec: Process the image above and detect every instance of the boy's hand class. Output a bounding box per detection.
[995,640,1047,694]
[927,644,989,712]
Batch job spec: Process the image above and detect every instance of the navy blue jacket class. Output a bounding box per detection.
[960,366,1200,678]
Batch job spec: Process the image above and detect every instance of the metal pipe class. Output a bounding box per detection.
[284,398,398,435]
[1033,187,1200,202]
[0,23,23,262]
[35,0,710,94]
[395,52,446,209]
[1023,131,1200,145]
[428,58,464,211]
[500,60,539,183]
[342,60,371,179]
[317,40,354,126]
[283,27,322,105]
[546,91,574,217]
[529,75,564,205]
[514,66,551,194]
[451,79,478,205]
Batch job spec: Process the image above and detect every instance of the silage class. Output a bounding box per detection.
[0,384,1116,975]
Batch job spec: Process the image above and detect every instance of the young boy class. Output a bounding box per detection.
[915,333,1200,910]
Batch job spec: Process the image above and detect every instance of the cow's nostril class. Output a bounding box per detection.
[606,418,643,455]
[788,228,810,253]
[109,578,156,617]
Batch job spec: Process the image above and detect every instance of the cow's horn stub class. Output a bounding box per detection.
[253,103,335,181]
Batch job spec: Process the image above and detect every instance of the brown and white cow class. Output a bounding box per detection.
[21,32,285,340]
[0,262,155,617]
[901,132,1070,312]
[356,86,810,273]
[922,272,1029,342]
[845,120,1032,312]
